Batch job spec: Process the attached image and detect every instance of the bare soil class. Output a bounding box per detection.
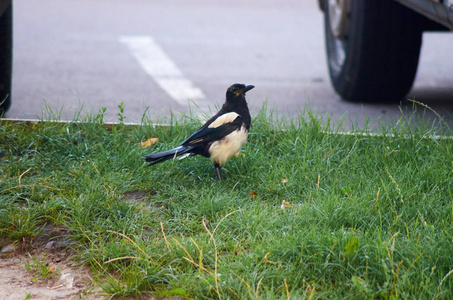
[0,224,102,300]
[0,248,103,300]
[0,195,179,300]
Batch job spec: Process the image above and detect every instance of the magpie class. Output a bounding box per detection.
[145,83,254,179]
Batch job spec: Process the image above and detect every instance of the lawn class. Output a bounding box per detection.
[1,104,452,299]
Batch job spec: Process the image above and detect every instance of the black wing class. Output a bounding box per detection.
[180,115,243,147]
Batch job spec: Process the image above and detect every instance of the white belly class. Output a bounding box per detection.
[208,126,248,166]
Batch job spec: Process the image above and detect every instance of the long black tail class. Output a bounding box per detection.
[145,145,194,166]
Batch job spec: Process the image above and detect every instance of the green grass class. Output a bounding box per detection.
[1,104,453,299]
[25,253,60,282]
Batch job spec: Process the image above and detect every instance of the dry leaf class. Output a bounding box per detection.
[235,152,246,157]
[282,178,288,184]
[141,138,159,148]
[249,191,258,198]
[280,200,292,210]
[263,252,276,265]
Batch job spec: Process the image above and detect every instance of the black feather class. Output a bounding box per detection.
[145,145,194,166]
[181,116,243,147]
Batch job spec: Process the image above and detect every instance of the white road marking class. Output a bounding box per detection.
[119,36,205,105]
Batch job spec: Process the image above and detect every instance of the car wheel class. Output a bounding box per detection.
[323,0,423,102]
[0,1,12,115]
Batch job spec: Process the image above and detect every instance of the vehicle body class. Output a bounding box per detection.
[0,0,12,115]
[319,0,453,102]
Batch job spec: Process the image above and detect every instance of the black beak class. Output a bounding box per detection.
[241,85,255,94]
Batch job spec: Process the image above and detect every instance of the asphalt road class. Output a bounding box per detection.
[6,0,453,129]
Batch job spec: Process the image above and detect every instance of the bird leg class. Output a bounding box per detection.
[215,165,223,180]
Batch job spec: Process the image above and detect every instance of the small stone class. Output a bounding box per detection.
[45,241,55,249]
[1,243,16,254]
[60,273,74,289]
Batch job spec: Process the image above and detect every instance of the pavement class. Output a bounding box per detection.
[5,0,453,129]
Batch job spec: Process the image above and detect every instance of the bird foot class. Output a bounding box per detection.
[215,167,223,180]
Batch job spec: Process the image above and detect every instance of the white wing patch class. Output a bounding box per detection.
[208,112,240,128]
[177,153,192,160]
[208,125,248,166]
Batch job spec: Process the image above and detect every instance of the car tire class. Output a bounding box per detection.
[323,0,423,102]
[0,1,12,115]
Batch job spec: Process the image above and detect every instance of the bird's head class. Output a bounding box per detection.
[226,83,254,102]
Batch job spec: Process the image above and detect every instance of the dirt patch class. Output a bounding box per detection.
[122,190,155,203]
[0,252,101,299]
[0,223,179,300]
[0,224,102,299]
[0,202,175,300]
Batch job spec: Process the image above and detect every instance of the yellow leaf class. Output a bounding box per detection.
[263,252,276,265]
[280,200,292,210]
[141,138,159,148]
[249,191,258,198]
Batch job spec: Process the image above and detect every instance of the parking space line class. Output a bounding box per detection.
[119,36,205,105]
